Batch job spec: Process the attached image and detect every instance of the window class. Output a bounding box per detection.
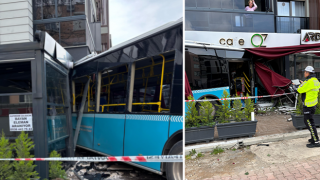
[277,1,290,16]
[194,64,200,68]
[0,62,33,139]
[291,1,305,17]
[185,11,275,32]
[0,62,32,93]
[196,56,229,89]
[73,75,96,113]
[131,55,174,113]
[193,57,199,62]
[278,1,305,17]
[186,0,272,12]
[98,65,128,113]
[35,0,83,20]
[46,63,69,152]
[57,0,71,17]
[43,0,56,19]
[295,54,320,80]
[71,0,85,16]
[60,20,86,46]
[36,20,86,46]
[194,71,200,76]
[35,23,60,44]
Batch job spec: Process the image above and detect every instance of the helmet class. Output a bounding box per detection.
[304,66,315,73]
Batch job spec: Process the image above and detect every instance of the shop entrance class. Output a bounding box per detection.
[228,60,251,97]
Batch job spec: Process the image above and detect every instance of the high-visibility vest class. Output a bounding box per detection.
[298,77,320,107]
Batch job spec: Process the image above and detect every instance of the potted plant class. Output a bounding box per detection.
[216,91,257,140]
[291,94,306,130]
[185,95,216,144]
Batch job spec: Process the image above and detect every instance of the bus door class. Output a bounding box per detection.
[124,53,175,171]
[93,64,128,156]
[228,59,251,97]
[72,74,96,149]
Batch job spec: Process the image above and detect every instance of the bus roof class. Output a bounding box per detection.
[75,18,183,66]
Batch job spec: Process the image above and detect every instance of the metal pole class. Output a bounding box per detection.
[74,77,90,151]
[159,55,166,112]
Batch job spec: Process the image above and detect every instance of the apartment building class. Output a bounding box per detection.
[0,0,110,60]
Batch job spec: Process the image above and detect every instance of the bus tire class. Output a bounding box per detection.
[166,140,182,180]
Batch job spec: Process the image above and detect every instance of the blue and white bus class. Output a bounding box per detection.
[71,19,183,180]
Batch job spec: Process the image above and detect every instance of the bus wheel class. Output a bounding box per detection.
[166,140,182,180]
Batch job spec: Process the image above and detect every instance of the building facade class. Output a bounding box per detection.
[0,0,110,60]
[185,0,320,96]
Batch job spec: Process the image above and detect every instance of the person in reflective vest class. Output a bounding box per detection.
[293,66,320,148]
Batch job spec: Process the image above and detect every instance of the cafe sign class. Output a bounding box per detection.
[185,31,301,48]
[219,34,268,47]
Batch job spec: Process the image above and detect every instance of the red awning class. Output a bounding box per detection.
[246,43,320,59]
[185,72,193,99]
[255,62,292,95]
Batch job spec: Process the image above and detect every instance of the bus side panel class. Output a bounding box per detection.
[93,114,125,156]
[169,115,183,137]
[185,87,230,114]
[73,114,95,149]
[192,87,230,100]
[124,114,170,171]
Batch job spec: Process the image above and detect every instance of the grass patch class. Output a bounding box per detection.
[267,154,271,157]
[257,110,266,114]
[232,148,236,151]
[196,152,204,158]
[211,146,224,155]
[189,149,196,156]
[245,172,249,175]
[185,155,191,160]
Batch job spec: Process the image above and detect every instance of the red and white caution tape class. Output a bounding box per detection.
[185,92,296,102]
[0,155,183,163]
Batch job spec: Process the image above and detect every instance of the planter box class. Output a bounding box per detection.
[314,114,320,127]
[216,120,257,140]
[291,113,306,130]
[185,125,215,144]
[292,114,320,129]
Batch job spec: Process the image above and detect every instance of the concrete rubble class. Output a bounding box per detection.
[64,157,166,180]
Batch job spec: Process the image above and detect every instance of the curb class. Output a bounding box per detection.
[185,128,318,154]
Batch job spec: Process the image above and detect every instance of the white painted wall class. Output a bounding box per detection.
[0,0,33,44]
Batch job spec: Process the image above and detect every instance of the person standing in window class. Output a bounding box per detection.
[245,0,257,11]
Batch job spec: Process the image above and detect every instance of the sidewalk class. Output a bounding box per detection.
[186,137,320,180]
[186,112,303,154]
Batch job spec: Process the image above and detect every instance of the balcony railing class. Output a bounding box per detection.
[185,11,275,33]
[276,16,309,33]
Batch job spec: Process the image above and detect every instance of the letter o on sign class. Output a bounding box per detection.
[251,34,263,47]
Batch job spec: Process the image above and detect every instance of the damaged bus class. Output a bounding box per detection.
[71,19,182,180]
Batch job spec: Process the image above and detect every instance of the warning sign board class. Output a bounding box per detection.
[9,114,33,131]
